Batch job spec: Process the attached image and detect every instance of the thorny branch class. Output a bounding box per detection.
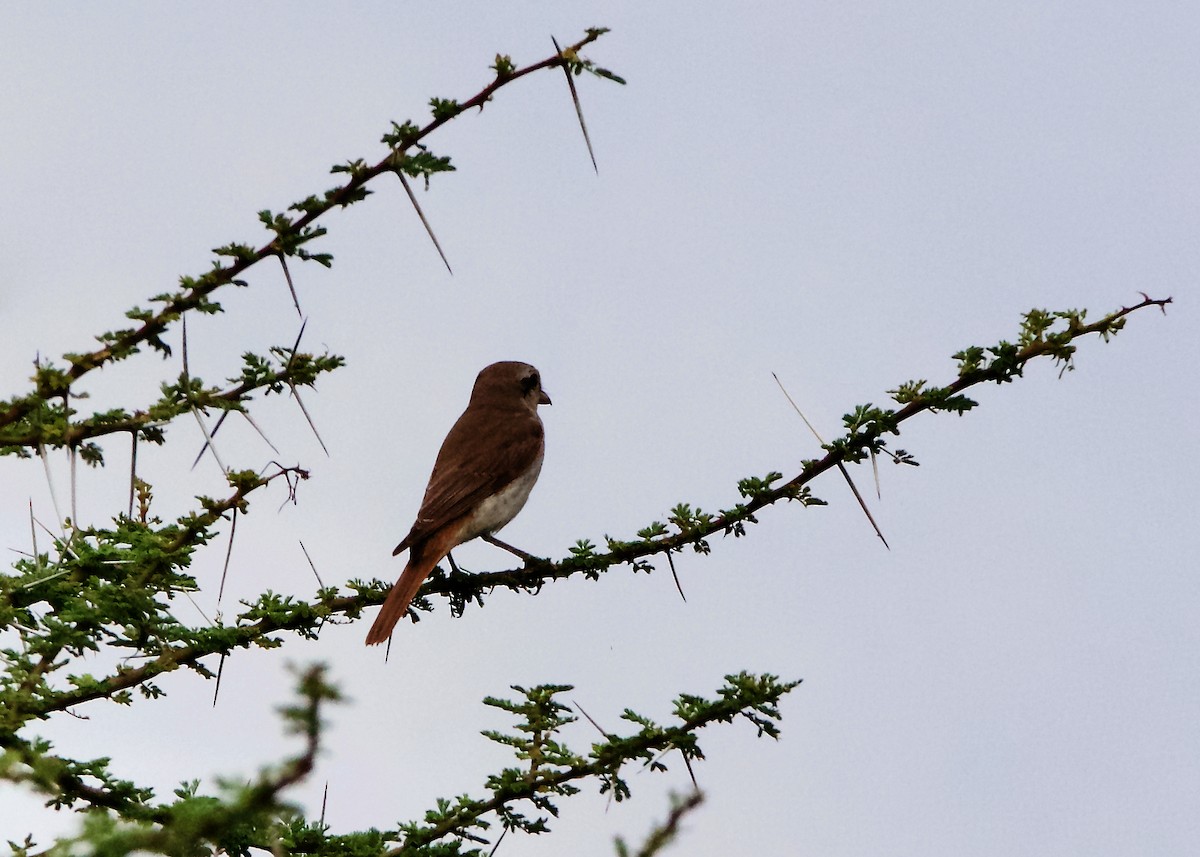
[0,18,1174,851]
[3,297,1169,727]
[0,28,614,443]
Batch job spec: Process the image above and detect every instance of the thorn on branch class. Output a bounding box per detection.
[488,826,508,857]
[276,253,303,316]
[289,386,328,458]
[213,652,227,708]
[239,410,281,456]
[282,320,331,457]
[68,441,77,527]
[1134,291,1172,315]
[217,506,238,603]
[128,431,138,516]
[37,440,66,538]
[300,540,325,588]
[771,372,890,550]
[182,316,230,475]
[573,700,611,738]
[27,499,40,572]
[665,550,687,602]
[682,754,698,790]
[552,35,599,173]
[392,167,453,274]
[191,410,230,471]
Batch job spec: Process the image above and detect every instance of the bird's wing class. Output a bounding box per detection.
[394,405,543,554]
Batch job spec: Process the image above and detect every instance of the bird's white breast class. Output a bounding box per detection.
[464,450,544,540]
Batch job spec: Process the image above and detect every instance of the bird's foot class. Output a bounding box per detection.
[482,534,548,566]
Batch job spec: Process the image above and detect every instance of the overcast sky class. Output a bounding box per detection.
[2,3,1197,855]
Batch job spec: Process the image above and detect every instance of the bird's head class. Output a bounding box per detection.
[472,361,552,412]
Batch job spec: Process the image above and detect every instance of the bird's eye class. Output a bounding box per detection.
[520,373,540,395]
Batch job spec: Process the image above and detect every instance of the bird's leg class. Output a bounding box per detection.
[445,551,462,574]
[482,534,546,565]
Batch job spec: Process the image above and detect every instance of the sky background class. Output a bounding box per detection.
[2,2,1198,855]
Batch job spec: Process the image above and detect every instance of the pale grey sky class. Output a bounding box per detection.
[3,3,1198,855]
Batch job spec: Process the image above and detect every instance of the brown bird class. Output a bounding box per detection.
[365,361,551,645]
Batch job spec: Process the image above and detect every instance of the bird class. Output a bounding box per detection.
[365,361,551,646]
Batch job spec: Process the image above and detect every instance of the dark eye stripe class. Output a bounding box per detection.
[520,372,540,395]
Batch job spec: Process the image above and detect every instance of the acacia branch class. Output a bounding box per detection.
[417,296,1173,599]
[0,29,612,436]
[1,355,341,452]
[18,297,1169,719]
[8,665,336,848]
[390,674,790,855]
[3,466,309,727]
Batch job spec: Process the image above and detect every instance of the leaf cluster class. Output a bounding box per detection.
[388,674,796,855]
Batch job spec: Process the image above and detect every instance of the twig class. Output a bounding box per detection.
[618,791,704,857]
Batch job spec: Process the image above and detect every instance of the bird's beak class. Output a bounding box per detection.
[539,390,552,406]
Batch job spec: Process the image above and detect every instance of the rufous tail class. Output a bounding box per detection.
[365,529,458,646]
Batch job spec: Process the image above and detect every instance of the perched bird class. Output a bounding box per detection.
[365,361,551,645]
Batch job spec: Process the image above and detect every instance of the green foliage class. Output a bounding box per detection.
[3,666,340,857]
[391,150,457,191]
[491,54,516,77]
[390,676,797,852]
[429,97,461,121]
[560,28,627,85]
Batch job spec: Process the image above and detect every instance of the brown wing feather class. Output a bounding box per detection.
[393,404,544,555]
